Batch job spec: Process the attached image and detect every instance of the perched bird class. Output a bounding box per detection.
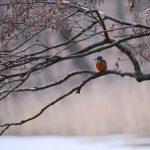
[94,56,107,72]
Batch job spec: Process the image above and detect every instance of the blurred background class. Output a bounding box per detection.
[1,0,150,149]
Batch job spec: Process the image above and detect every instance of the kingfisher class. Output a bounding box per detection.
[94,56,107,72]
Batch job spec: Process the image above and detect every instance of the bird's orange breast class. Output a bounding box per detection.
[94,60,107,72]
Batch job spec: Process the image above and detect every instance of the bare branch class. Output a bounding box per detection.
[99,11,150,29]
[0,69,137,135]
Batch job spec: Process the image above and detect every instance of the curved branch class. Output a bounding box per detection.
[1,67,150,135]
[0,69,137,135]
[99,11,150,29]
[0,70,94,94]
[108,39,142,75]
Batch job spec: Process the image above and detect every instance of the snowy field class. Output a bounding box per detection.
[1,135,150,150]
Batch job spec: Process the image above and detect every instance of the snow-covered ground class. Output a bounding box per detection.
[1,135,150,150]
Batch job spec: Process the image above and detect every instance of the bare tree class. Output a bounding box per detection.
[0,0,150,135]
